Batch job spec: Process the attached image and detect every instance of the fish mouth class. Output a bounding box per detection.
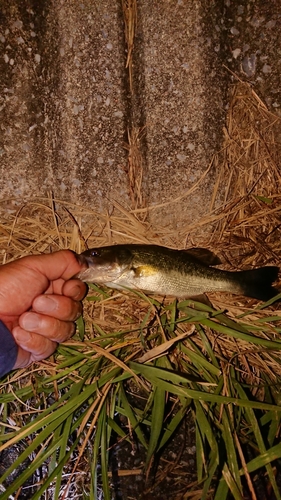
[75,253,91,268]
[74,252,124,283]
[74,253,94,280]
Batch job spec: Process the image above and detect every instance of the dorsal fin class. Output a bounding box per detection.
[182,247,221,266]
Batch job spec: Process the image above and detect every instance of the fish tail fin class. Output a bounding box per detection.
[238,266,279,301]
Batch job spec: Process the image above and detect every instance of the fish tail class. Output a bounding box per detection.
[237,266,279,301]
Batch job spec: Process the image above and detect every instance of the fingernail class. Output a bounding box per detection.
[21,313,40,331]
[68,322,76,339]
[34,296,57,313]
[70,284,83,300]
[74,310,82,321]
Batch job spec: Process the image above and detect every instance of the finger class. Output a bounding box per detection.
[12,327,58,366]
[19,312,76,342]
[62,279,87,301]
[32,294,83,321]
[44,278,87,298]
[13,346,32,368]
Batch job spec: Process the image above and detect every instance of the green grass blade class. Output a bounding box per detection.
[221,410,243,497]
[100,404,111,500]
[0,428,81,499]
[193,400,220,498]
[179,340,221,379]
[145,384,166,468]
[245,441,281,473]
[76,314,85,340]
[195,323,220,369]
[54,408,78,497]
[234,380,281,500]
[130,362,281,412]
[119,383,148,449]
[31,435,81,500]
[158,399,191,451]
[91,409,103,500]
[215,464,244,500]
[200,318,281,349]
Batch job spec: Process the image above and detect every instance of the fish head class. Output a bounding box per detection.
[75,246,133,283]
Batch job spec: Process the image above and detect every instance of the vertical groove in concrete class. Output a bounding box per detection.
[135,0,227,237]
[120,0,149,211]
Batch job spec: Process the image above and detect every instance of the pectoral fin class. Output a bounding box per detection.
[132,265,158,277]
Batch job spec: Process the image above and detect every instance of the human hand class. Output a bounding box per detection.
[0,250,87,368]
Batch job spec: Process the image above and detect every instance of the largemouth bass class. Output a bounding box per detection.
[75,244,279,301]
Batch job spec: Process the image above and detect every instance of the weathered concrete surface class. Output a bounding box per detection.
[0,1,129,210]
[222,0,281,111]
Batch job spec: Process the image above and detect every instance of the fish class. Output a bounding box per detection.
[75,244,279,301]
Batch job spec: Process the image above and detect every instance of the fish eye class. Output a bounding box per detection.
[90,250,100,257]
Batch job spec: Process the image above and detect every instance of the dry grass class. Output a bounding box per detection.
[124,126,146,211]
[209,81,281,268]
[122,0,137,95]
